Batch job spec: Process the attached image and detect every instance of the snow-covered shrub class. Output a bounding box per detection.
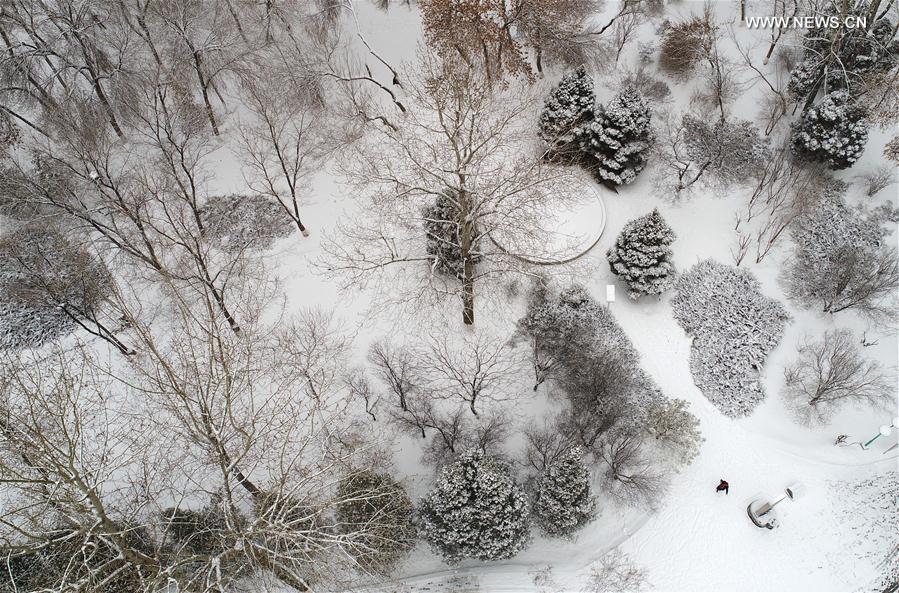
[786,189,897,319]
[645,398,703,466]
[335,470,416,573]
[791,91,868,170]
[423,190,480,280]
[607,209,677,300]
[617,69,671,105]
[518,284,662,417]
[199,193,294,251]
[579,87,654,186]
[161,502,232,556]
[538,66,595,157]
[672,260,790,418]
[884,135,899,164]
[0,225,112,350]
[418,449,530,563]
[655,113,769,197]
[0,526,153,593]
[532,447,596,538]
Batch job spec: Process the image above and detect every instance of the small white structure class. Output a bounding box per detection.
[748,482,805,530]
[606,284,616,303]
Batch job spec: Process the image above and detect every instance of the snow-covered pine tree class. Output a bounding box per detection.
[538,66,596,157]
[791,91,868,170]
[533,447,596,537]
[607,209,677,300]
[423,190,480,280]
[579,87,653,186]
[418,449,530,563]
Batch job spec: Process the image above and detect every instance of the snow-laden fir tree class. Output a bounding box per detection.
[532,447,596,537]
[418,449,530,563]
[538,66,595,157]
[791,91,868,170]
[607,209,676,300]
[579,87,653,186]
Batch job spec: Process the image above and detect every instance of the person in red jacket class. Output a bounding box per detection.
[716,479,729,494]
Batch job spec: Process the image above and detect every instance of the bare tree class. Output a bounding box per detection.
[150,0,249,136]
[783,329,894,425]
[856,164,897,197]
[512,0,605,73]
[389,396,508,468]
[368,339,421,412]
[597,429,667,509]
[732,142,829,265]
[522,417,578,472]
[324,50,583,325]
[0,347,166,592]
[653,111,768,198]
[236,42,336,237]
[344,367,380,422]
[420,332,519,415]
[760,0,802,65]
[791,244,899,319]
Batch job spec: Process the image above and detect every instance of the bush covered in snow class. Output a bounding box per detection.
[532,447,596,538]
[791,91,868,170]
[418,449,530,563]
[0,225,112,350]
[518,283,663,417]
[607,209,677,300]
[672,260,790,418]
[645,398,704,466]
[199,193,294,251]
[335,470,416,573]
[786,188,897,319]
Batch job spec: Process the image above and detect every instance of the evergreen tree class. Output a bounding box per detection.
[418,449,530,563]
[538,66,596,157]
[579,87,654,186]
[607,209,677,300]
[791,91,868,170]
[423,190,480,280]
[336,470,417,574]
[532,447,596,537]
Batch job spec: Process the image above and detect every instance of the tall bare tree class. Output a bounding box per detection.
[783,329,894,425]
[324,50,583,325]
